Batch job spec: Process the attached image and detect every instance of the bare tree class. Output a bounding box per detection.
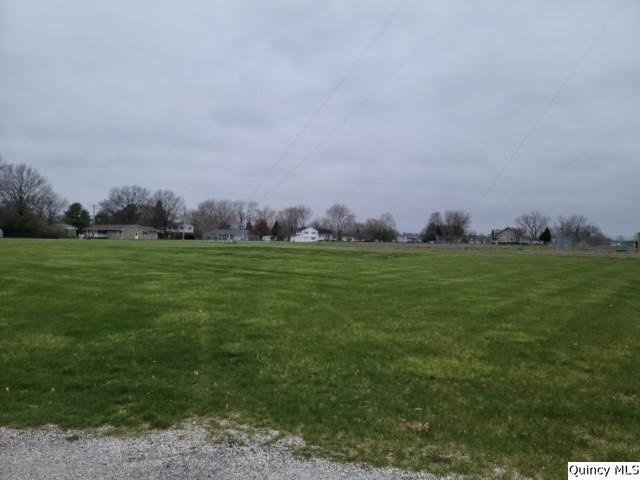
[442,210,471,242]
[277,205,312,238]
[556,214,588,240]
[556,214,607,246]
[233,200,258,230]
[147,190,185,232]
[379,212,396,229]
[38,187,67,225]
[310,217,327,231]
[190,199,236,237]
[325,203,355,240]
[98,185,151,224]
[429,211,443,227]
[358,213,397,242]
[0,163,51,216]
[515,211,549,242]
[254,205,276,226]
[0,162,65,236]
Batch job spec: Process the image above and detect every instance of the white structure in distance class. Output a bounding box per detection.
[291,227,319,243]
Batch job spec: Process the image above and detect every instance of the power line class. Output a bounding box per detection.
[258,2,465,203]
[472,0,625,213]
[246,0,408,201]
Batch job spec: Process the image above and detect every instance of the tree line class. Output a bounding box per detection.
[0,160,400,241]
[419,209,607,246]
[511,211,607,246]
[0,160,611,245]
[188,199,398,242]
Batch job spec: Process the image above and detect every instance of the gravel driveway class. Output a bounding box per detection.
[0,424,442,480]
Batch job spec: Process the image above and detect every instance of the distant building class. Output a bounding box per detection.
[0,227,3,238]
[165,223,195,239]
[83,224,159,240]
[262,235,274,242]
[492,227,523,244]
[291,227,319,243]
[204,229,254,241]
[165,223,194,235]
[397,233,421,243]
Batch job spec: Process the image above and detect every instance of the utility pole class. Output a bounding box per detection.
[92,204,96,240]
[182,207,186,240]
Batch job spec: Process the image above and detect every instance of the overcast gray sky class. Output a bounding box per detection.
[1,0,638,235]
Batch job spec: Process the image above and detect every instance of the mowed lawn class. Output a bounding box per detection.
[1,240,639,477]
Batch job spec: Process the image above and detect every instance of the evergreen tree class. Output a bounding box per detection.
[271,221,281,240]
[63,202,91,230]
[539,227,552,243]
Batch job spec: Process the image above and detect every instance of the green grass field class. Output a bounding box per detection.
[1,239,639,478]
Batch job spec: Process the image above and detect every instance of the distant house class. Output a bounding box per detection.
[165,223,194,234]
[397,233,421,243]
[262,235,274,242]
[317,228,335,241]
[291,227,319,242]
[55,223,78,238]
[83,224,159,240]
[204,229,254,241]
[492,227,523,244]
[165,223,195,239]
[0,228,3,238]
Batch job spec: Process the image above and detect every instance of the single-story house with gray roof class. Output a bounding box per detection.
[83,224,159,240]
[204,229,257,241]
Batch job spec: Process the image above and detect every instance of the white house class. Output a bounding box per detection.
[204,229,252,241]
[397,233,421,243]
[166,223,194,235]
[292,227,319,242]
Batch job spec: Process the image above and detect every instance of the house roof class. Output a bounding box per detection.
[494,227,518,234]
[84,224,159,232]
